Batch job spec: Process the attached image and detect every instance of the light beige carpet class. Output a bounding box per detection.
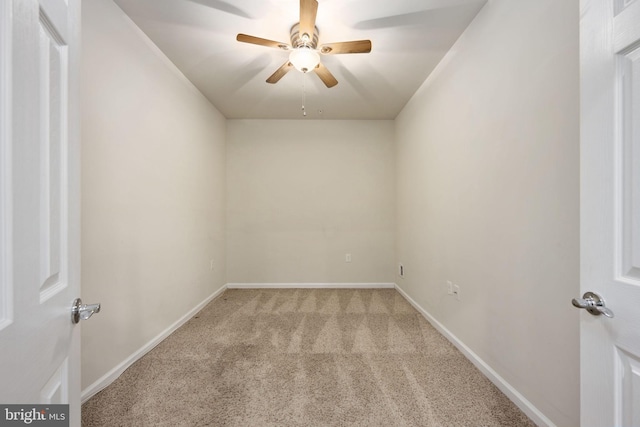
[82,289,536,426]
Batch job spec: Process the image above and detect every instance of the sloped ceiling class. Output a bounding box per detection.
[112,0,487,119]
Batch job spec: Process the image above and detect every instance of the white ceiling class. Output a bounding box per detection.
[112,0,487,120]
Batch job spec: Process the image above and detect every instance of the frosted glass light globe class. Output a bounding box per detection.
[289,47,320,73]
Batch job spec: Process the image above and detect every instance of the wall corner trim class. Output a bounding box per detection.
[226,283,396,289]
[81,284,228,403]
[393,284,557,427]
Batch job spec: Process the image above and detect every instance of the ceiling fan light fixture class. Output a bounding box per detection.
[289,47,320,73]
[235,0,370,87]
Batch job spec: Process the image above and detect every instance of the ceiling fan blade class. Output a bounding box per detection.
[299,0,318,40]
[319,40,372,55]
[314,63,338,88]
[266,61,294,84]
[236,34,290,50]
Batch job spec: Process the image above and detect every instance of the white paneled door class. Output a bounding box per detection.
[0,0,82,424]
[580,0,640,426]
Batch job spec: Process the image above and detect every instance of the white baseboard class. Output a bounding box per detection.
[226,282,396,289]
[393,284,555,427]
[81,285,227,403]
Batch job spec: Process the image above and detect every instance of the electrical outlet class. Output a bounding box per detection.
[345,253,352,263]
[447,281,453,295]
[453,284,460,301]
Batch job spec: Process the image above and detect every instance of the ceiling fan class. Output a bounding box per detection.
[236,0,372,88]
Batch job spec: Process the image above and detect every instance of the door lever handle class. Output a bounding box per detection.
[572,292,614,318]
[71,298,101,324]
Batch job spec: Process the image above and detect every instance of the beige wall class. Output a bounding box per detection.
[81,0,226,390]
[226,120,395,284]
[395,1,579,426]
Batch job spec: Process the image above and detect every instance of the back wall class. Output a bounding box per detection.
[226,120,395,285]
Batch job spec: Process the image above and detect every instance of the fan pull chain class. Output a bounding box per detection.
[301,72,307,117]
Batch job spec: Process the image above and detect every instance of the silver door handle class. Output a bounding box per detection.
[571,291,614,318]
[71,298,101,324]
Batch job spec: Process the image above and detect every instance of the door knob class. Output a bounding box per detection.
[571,291,614,318]
[71,298,101,324]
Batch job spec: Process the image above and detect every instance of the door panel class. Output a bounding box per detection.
[40,359,69,404]
[38,8,69,303]
[580,0,640,425]
[616,347,640,426]
[612,2,640,424]
[0,0,80,423]
[618,20,640,282]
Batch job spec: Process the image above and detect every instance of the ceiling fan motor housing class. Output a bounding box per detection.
[290,23,319,48]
